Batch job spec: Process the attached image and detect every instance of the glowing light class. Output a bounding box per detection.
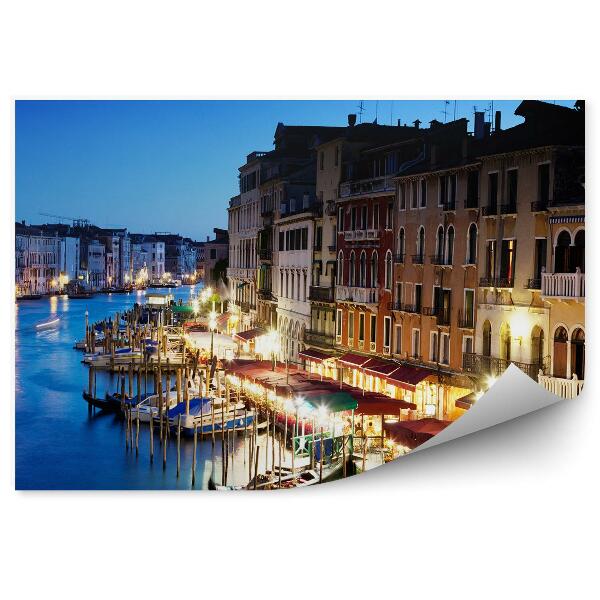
[486,375,497,389]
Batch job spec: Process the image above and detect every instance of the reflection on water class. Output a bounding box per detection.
[13,286,253,490]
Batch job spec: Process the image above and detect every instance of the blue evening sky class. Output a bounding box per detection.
[16,99,575,240]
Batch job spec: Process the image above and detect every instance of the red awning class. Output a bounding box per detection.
[337,352,371,368]
[355,394,416,415]
[384,418,451,449]
[216,312,230,326]
[385,365,435,392]
[299,348,335,363]
[363,360,401,377]
[455,392,477,410]
[233,327,266,342]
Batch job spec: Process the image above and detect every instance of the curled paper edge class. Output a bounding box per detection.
[413,364,564,453]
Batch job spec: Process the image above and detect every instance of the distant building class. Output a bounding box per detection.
[202,228,228,285]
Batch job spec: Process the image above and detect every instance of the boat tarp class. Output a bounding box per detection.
[303,391,357,413]
[166,397,212,417]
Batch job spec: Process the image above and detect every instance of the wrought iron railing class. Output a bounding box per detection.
[462,352,545,380]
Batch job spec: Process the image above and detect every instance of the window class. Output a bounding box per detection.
[420,179,427,208]
[464,289,475,328]
[507,169,518,207]
[359,313,365,343]
[394,325,402,355]
[438,175,447,207]
[396,282,403,307]
[384,251,392,289]
[301,227,308,250]
[370,251,378,287]
[370,314,376,344]
[337,251,344,285]
[430,332,439,362]
[314,226,322,251]
[351,207,357,230]
[500,239,517,283]
[538,163,550,206]
[412,329,421,359]
[373,204,379,230]
[210,249,216,259]
[361,206,367,230]
[467,170,479,207]
[534,238,547,281]
[441,333,450,365]
[338,207,344,232]
[386,203,393,229]
[398,228,405,260]
[383,317,391,351]
[349,251,356,286]
[336,309,342,336]
[359,251,366,287]
[436,226,444,259]
[467,223,477,264]
[417,226,425,260]
[463,335,474,355]
[415,283,422,311]
[486,240,496,278]
[399,184,406,210]
[411,181,418,209]
[488,172,498,211]
[446,226,455,265]
[348,312,354,341]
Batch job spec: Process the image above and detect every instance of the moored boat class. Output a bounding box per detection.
[35,316,61,330]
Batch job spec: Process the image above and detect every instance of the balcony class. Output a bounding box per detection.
[481,204,497,217]
[309,286,334,303]
[305,329,335,349]
[335,285,379,305]
[430,254,452,267]
[411,254,425,265]
[442,200,456,212]
[530,201,548,213]
[343,229,381,242]
[339,175,395,198]
[422,306,451,325]
[258,248,272,261]
[328,244,337,252]
[388,302,419,314]
[538,374,584,399]
[257,288,275,302]
[239,301,255,313]
[464,197,479,210]
[500,202,517,215]
[541,270,585,300]
[526,278,541,290]
[462,352,543,380]
[479,276,514,289]
[393,253,405,264]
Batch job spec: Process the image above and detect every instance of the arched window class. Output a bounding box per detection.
[482,320,492,357]
[384,251,393,290]
[573,230,585,273]
[500,322,511,362]
[349,251,356,286]
[554,230,572,273]
[436,225,444,259]
[553,326,568,378]
[398,228,405,261]
[531,326,545,369]
[417,226,425,260]
[370,251,378,287]
[571,328,585,379]
[446,226,455,265]
[337,251,344,285]
[359,251,366,287]
[467,223,477,264]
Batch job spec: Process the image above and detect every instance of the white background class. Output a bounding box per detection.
[0,2,597,598]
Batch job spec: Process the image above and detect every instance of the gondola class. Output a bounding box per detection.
[82,391,119,412]
[16,294,42,301]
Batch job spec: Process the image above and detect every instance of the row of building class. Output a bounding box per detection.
[15,221,229,294]
[226,100,585,416]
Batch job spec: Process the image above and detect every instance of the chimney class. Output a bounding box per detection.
[206,235,209,242]
[474,111,485,139]
[397,118,401,127]
[347,114,357,127]
[494,110,502,132]
[413,119,421,129]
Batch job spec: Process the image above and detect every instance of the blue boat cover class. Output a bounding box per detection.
[167,397,212,418]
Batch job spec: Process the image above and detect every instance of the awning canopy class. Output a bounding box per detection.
[299,348,336,363]
[455,392,477,410]
[384,418,451,450]
[172,304,195,314]
[233,327,266,342]
[363,360,401,376]
[337,352,371,368]
[385,365,435,392]
[355,394,416,415]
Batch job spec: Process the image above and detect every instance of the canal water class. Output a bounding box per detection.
[15,286,254,490]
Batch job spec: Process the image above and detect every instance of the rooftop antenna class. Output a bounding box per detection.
[390,100,394,125]
[442,100,450,123]
[357,100,365,124]
[375,100,379,123]
[453,100,457,121]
